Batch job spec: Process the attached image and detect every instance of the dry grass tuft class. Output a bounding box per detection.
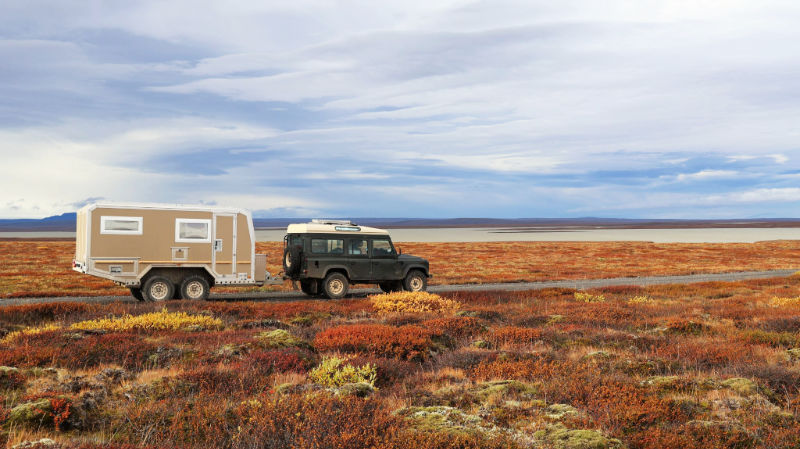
[69,308,223,332]
[370,291,461,314]
[573,292,606,303]
[769,296,800,307]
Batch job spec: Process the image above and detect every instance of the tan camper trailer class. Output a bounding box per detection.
[73,202,276,301]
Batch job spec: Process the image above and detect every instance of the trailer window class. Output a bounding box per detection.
[175,218,211,243]
[311,239,344,254]
[100,216,142,235]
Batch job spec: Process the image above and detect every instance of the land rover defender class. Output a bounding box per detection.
[282,220,431,299]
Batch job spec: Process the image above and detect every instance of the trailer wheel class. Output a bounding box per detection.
[283,246,302,276]
[322,272,348,299]
[379,281,402,293]
[180,275,210,301]
[129,287,144,301]
[300,279,319,296]
[403,270,427,292]
[143,276,174,302]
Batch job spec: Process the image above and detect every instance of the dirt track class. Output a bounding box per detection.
[1,269,795,306]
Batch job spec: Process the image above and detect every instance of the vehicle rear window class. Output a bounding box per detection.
[372,239,394,256]
[311,239,344,254]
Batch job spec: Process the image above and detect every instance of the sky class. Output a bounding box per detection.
[1,0,799,219]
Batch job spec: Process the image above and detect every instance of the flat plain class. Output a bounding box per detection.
[2,240,800,298]
[1,240,800,448]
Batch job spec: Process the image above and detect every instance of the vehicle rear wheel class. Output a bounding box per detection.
[143,276,175,302]
[379,281,402,293]
[300,279,319,296]
[403,270,427,292]
[180,275,210,301]
[129,287,144,301]
[322,272,349,299]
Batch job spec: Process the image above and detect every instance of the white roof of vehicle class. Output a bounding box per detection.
[286,220,390,235]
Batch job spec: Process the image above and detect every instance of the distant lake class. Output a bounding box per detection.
[256,227,799,243]
[3,227,798,243]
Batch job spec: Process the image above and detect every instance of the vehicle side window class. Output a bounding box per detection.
[311,238,344,254]
[348,239,369,256]
[371,239,395,257]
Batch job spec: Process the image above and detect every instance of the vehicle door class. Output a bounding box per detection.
[370,238,401,280]
[212,214,235,277]
[346,238,371,280]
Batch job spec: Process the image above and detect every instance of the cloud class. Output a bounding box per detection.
[1,1,800,218]
[674,170,739,182]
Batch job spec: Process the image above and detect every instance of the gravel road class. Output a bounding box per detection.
[2,269,795,306]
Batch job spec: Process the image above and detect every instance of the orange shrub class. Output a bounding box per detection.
[422,316,485,339]
[488,326,542,347]
[471,358,540,381]
[313,324,434,361]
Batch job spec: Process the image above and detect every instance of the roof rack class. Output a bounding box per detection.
[311,219,357,226]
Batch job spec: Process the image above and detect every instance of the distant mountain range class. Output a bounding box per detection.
[1,213,800,232]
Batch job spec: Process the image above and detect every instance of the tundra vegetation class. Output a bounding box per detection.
[1,271,800,448]
[3,240,800,297]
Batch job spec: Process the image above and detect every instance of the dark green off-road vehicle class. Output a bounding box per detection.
[282,220,431,299]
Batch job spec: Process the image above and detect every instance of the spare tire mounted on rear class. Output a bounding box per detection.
[283,246,303,276]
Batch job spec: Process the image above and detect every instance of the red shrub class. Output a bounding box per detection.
[651,339,757,370]
[0,332,161,371]
[0,302,92,325]
[247,348,316,373]
[346,355,419,387]
[422,316,485,339]
[313,324,434,360]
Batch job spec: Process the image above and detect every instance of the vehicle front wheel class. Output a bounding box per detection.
[403,270,427,292]
[143,276,175,301]
[180,275,210,301]
[322,272,349,299]
[129,287,144,301]
[379,281,402,293]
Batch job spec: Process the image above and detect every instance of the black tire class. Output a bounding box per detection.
[283,246,302,277]
[180,275,210,301]
[143,276,175,302]
[403,270,427,292]
[300,279,319,296]
[322,272,349,299]
[129,287,144,301]
[379,281,402,293]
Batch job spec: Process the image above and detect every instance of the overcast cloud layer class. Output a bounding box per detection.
[1,0,799,218]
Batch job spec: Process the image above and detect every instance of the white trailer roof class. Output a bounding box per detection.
[286,221,390,235]
[79,202,250,215]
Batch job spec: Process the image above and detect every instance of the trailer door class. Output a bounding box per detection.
[213,214,236,276]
